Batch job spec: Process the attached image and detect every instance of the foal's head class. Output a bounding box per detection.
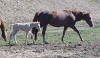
[31,22,41,31]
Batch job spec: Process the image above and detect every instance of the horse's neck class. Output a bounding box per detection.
[72,12,82,22]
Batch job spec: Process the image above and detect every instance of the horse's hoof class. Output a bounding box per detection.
[81,40,83,42]
[44,42,49,44]
[33,41,36,45]
[61,41,65,44]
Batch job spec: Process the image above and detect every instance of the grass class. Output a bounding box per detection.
[0,20,100,46]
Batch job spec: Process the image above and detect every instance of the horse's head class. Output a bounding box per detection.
[72,11,93,27]
[82,13,93,27]
[33,12,39,22]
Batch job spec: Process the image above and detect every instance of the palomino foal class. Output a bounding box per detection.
[9,22,40,45]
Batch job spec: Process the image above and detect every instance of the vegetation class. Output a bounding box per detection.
[0,20,100,46]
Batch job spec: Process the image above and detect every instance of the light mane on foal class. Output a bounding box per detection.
[9,22,40,46]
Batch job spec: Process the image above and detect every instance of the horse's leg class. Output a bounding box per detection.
[71,26,83,41]
[31,28,35,39]
[32,28,38,41]
[42,25,48,44]
[34,29,38,41]
[61,26,68,43]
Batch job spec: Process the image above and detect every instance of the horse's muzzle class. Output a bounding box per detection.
[89,24,93,27]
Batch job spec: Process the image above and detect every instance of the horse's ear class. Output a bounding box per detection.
[79,12,83,16]
[84,13,90,16]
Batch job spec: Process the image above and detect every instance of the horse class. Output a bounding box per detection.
[32,10,93,44]
[9,22,40,46]
[0,18,7,41]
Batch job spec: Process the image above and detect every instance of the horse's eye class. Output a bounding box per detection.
[89,17,91,19]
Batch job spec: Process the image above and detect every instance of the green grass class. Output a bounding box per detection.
[0,20,100,46]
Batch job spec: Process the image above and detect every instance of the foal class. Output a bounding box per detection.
[9,22,40,45]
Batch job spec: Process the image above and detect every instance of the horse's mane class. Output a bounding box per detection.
[63,10,89,16]
[33,12,40,22]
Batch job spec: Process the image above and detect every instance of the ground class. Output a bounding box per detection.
[0,0,100,58]
[0,41,99,58]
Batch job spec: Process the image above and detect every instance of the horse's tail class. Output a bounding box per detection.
[33,12,39,22]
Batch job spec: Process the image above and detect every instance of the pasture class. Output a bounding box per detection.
[0,20,99,58]
[0,20,99,45]
[0,0,100,58]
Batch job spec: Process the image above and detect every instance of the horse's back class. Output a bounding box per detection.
[35,10,75,27]
[51,11,75,27]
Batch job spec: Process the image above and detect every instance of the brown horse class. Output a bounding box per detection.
[32,10,93,44]
[0,18,7,41]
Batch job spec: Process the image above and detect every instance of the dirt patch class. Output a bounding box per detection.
[0,0,100,24]
[0,41,99,58]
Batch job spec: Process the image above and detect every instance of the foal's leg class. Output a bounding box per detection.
[70,26,83,41]
[13,30,19,44]
[25,31,29,45]
[61,26,68,43]
[42,25,48,44]
[9,32,13,46]
[29,31,35,44]
[9,30,18,45]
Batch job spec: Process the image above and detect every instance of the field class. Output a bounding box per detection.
[0,0,100,58]
[0,20,99,58]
